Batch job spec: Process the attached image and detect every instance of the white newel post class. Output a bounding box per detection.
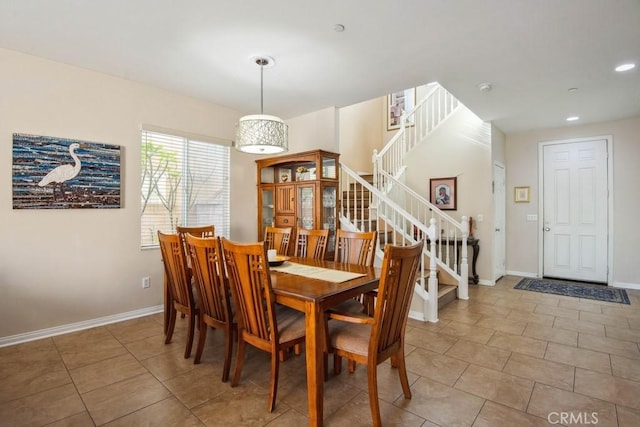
[426,218,439,322]
[459,216,469,300]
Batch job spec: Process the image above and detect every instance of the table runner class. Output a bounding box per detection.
[270,262,366,283]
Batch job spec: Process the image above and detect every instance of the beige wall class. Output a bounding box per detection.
[491,124,506,165]
[0,48,246,339]
[404,106,493,282]
[505,116,640,287]
[339,97,384,173]
[287,107,338,153]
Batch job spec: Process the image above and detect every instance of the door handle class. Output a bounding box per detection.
[495,228,500,232]
[544,227,551,232]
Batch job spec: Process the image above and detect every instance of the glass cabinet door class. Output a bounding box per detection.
[298,185,314,229]
[321,155,337,179]
[322,185,337,253]
[260,187,274,233]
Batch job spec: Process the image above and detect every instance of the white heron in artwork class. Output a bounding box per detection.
[38,142,84,200]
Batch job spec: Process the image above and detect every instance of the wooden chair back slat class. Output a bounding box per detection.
[177,225,215,267]
[264,226,292,255]
[334,229,377,267]
[295,228,329,259]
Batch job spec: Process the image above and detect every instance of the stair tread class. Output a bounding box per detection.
[438,283,457,310]
[438,284,457,297]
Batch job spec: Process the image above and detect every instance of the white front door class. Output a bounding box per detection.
[542,138,608,282]
[493,163,506,281]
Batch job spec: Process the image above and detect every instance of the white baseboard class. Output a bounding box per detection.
[612,281,640,291]
[477,279,495,286]
[506,270,538,278]
[0,305,164,348]
[408,310,424,321]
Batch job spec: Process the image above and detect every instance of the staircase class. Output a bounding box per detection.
[339,83,470,322]
[342,173,458,311]
[341,174,393,244]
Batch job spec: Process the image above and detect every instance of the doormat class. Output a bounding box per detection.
[514,278,630,304]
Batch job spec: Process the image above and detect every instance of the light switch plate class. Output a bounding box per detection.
[527,214,538,221]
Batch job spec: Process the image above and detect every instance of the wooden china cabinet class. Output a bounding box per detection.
[256,149,339,259]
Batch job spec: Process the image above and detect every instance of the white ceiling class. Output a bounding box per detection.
[1,0,639,134]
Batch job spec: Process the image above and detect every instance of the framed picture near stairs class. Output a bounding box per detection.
[430,177,457,210]
[387,88,416,131]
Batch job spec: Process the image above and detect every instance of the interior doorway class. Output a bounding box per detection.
[539,137,611,283]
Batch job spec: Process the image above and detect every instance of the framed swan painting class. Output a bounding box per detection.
[12,133,121,209]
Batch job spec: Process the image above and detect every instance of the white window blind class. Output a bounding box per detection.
[140,129,230,248]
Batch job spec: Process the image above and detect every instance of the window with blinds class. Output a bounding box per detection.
[140,129,230,248]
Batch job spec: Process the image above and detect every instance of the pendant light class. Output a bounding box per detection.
[235,56,288,154]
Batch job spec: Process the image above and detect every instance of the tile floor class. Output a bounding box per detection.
[2,275,640,426]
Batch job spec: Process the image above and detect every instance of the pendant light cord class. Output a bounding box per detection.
[255,57,269,115]
[260,63,264,114]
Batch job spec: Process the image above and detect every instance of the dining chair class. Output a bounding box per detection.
[264,226,292,255]
[185,234,235,381]
[328,240,424,427]
[295,228,329,259]
[220,237,306,413]
[158,231,199,359]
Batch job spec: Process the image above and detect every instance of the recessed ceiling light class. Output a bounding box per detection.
[478,83,492,92]
[566,116,580,122]
[615,63,636,72]
[568,87,578,93]
[333,24,345,32]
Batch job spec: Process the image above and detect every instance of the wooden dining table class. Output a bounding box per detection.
[269,256,381,427]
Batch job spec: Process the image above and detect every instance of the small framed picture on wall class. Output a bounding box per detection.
[514,186,530,203]
[387,88,416,131]
[430,177,457,210]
